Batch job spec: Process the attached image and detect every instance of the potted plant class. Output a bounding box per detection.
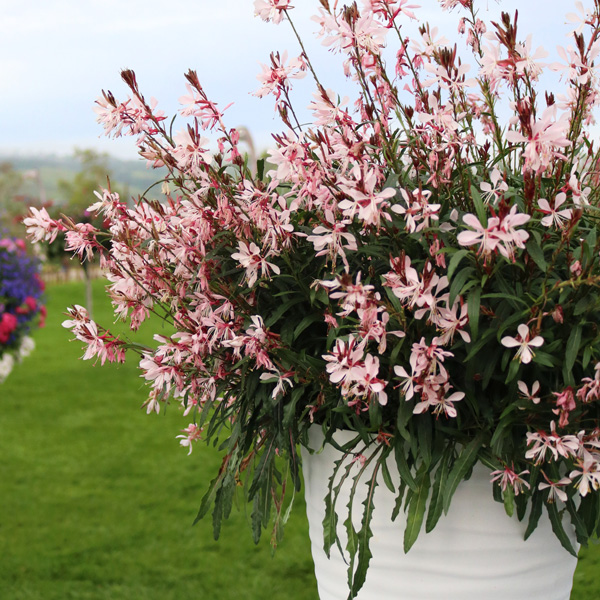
[25,0,600,597]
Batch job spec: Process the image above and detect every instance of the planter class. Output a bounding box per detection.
[301,427,579,600]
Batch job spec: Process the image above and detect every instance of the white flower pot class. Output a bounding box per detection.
[302,427,579,600]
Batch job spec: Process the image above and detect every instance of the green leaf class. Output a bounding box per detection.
[481,292,528,307]
[322,457,353,559]
[464,327,497,362]
[416,414,433,468]
[426,453,450,533]
[380,453,396,493]
[256,158,265,181]
[212,473,235,539]
[248,439,276,498]
[293,313,322,340]
[396,392,413,442]
[404,468,431,552]
[566,498,589,546]
[565,325,582,375]
[526,238,548,272]
[394,441,418,492]
[251,493,263,544]
[443,435,484,514]
[504,358,521,384]
[531,350,558,368]
[574,294,596,316]
[447,249,470,282]
[502,485,515,517]
[583,345,593,370]
[467,285,482,342]
[265,297,305,327]
[471,186,488,227]
[449,267,475,307]
[490,405,517,451]
[524,492,543,540]
[194,471,226,525]
[350,468,379,597]
[547,502,578,557]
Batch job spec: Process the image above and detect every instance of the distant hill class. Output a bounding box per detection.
[1,154,168,205]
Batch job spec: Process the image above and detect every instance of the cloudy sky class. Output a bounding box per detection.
[0,0,583,160]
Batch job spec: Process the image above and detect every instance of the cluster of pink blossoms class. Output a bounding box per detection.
[24,0,600,563]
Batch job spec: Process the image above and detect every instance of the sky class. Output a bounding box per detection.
[0,0,584,161]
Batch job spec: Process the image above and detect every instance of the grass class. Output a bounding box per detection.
[0,280,316,600]
[0,279,599,599]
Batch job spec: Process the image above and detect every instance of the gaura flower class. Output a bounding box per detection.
[501,324,544,364]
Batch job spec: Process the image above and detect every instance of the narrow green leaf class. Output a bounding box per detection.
[443,435,484,514]
[396,392,413,441]
[323,457,354,559]
[574,294,596,316]
[464,327,497,362]
[416,414,432,468]
[293,313,322,340]
[547,502,578,557]
[503,358,521,384]
[524,492,543,540]
[526,238,548,272]
[447,249,470,282]
[404,468,431,552]
[449,267,475,307]
[248,439,276,498]
[531,350,558,368]
[565,325,582,374]
[467,285,482,342]
[471,187,488,227]
[251,493,263,544]
[264,297,305,327]
[351,468,379,597]
[503,486,515,517]
[256,158,265,181]
[394,441,418,492]
[380,455,396,493]
[194,471,225,525]
[426,453,450,533]
[566,498,589,546]
[583,345,593,370]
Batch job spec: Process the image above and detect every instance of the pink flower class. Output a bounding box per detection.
[0,313,18,344]
[176,423,203,455]
[505,106,571,173]
[479,168,508,205]
[23,207,64,244]
[348,353,389,406]
[254,0,292,24]
[570,451,600,497]
[231,241,280,287]
[323,335,364,385]
[254,51,306,102]
[537,193,572,228]
[518,380,541,404]
[338,169,396,227]
[457,213,501,258]
[501,324,544,364]
[491,465,531,496]
[538,472,571,503]
[552,387,577,428]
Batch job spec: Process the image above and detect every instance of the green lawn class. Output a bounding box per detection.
[0,280,316,600]
[0,279,598,599]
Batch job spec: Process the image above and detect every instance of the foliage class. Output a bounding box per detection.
[24,0,600,595]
